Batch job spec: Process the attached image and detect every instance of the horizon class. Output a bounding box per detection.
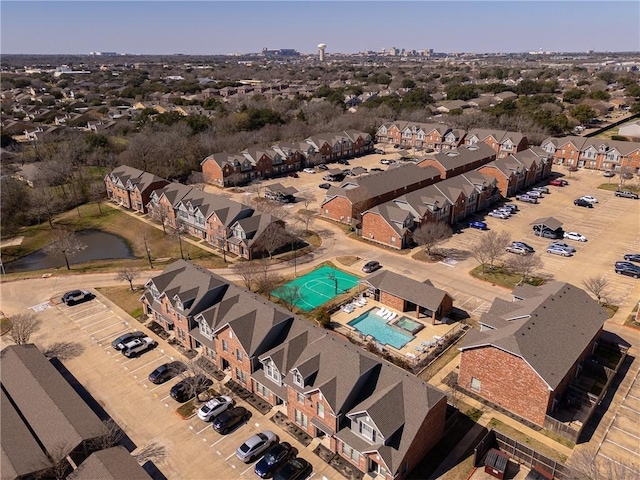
[1,1,639,56]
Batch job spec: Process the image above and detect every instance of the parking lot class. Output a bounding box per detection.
[21,292,339,480]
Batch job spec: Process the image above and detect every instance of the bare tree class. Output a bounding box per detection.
[178,359,213,402]
[277,285,302,311]
[412,222,453,257]
[140,232,154,269]
[483,230,511,270]
[115,267,141,291]
[470,239,492,274]
[134,441,169,465]
[43,229,86,270]
[29,186,62,229]
[568,446,637,480]
[296,209,316,233]
[89,180,107,214]
[297,192,313,210]
[172,221,189,260]
[232,261,263,291]
[227,172,244,189]
[504,254,544,285]
[89,418,125,451]
[582,275,611,305]
[254,223,289,259]
[255,263,282,300]
[38,444,73,480]
[9,313,42,344]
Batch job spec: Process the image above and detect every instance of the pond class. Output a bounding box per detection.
[4,229,135,273]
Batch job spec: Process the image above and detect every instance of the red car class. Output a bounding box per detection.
[288,172,299,178]
[549,179,568,186]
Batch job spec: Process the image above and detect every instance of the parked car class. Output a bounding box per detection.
[273,457,312,480]
[468,221,488,230]
[317,164,329,170]
[236,431,278,463]
[615,190,639,199]
[380,159,392,165]
[288,172,299,178]
[370,167,383,172]
[534,229,563,239]
[393,144,400,148]
[374,149,385,154]
[487,210,509,219]
[563,232,588,242]
[603,170,615,177]
[546,246,573,257]
[362,261,381,273]
[61,290,92,306]
[302,168,315,174]
[121,337,157,357]
[112,331,146,350]
[506,242,534,255]
[213,406,250,434]
[148,361,186,384]
[580,195,598,204]
[615,261,640,278]
[573,198,594,208]
[513,241,535,253]
[549,242,576,253]
[501,204,518,212]
[525,190,543,198]
[170,375,213,403]
[549,179,567,187]
[337,159,349,165]
[318,183,331,189]
[254,442,297,478]
[515,194,538,204]
[197,395,234,421]
[532,186,550,194]
[623,254,640,263]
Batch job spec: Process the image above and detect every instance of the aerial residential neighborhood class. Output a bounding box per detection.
[1,2,640,479]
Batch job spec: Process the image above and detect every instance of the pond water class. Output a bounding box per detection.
[5,229,135,273]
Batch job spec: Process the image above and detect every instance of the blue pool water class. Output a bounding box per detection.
[348,308,414,349]
[394,317,423,334]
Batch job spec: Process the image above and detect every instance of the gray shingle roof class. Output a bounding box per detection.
[542,136,640,156]
[362,270,451,312]
[529,216,563,231]
[461,282,606,389]
[421,143,495,171]
[0,345,108,464]
[68,446,152,480]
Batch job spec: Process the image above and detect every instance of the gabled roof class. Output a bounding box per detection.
[362,270,451,311]
[420,143,496,171]
[460,282,606,390]
[541,136,640,156]
[529,216,563,231]
[0,345,108,465]
[68,446,152,480]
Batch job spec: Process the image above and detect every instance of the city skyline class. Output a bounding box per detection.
[1,1,639,55]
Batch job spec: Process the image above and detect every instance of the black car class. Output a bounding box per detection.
[213,406,250,434]
[574,198,594,208]
[170,375,213,403]
[624,254,640,263]
[319,183,331,189]
[615,261,640,278]
[273,457,312,480]
[317,164,329,170]
[61,290,92,306]
[148,361,186,384]
[254,442,297,478]
[337,159,349,165]
[533,228,563,239]
[111,331,146,350]
[370,167,383,172]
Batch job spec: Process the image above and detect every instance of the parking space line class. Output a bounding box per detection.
[150,383,167,392]
[81,315,116,329]
[211,436,226,448]
[604,438,639,455]
[69,307,108,320]
[619,404,640,415]
[128,357,165,373]
[91,323,126,337]
[159,394,171,402]
[196,425,209,434]
[598,453,640,474]
[225,452,236,461]
[240,464,254,476]
[612,425,640,440]
[73,310,111,323]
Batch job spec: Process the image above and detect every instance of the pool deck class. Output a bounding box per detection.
[331,298,457,361]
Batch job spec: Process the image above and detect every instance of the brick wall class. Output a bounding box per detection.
[380,291,405,312]
[214,325,252,387]
[361,213,404,249]
[321,196,354,223]
[285,388,336,437]
[477,166,514,197]
[202,159,225,186]
[458,346,551,426]
[417,159,446,178]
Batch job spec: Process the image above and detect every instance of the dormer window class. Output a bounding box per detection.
[293,370,303,386]
[175,298,183,311]
[264,360,281,384]
[359,420,377,443]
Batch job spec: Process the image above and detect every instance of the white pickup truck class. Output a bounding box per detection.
[121,336,157,357]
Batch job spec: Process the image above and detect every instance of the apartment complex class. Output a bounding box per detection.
[361,171,499,249]
[458,282,606,427]
[105,167,286,260]
[416,143,497,178]
[104,165,169,213]
[201,131,373,187]
[541,136,640,172]
[464,128,528,158]
[141,260,448,480]
[376,121,465,151]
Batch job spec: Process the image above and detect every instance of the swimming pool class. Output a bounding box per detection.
[393,317,424,334]
[348,308,414,350]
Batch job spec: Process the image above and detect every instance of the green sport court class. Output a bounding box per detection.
[272,265,360,312]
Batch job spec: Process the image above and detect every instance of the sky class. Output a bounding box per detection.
[1,1,639,55]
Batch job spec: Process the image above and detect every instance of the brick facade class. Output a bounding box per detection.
[213,325,252,387]
[542,136,640,172]
[380,291,405,312]
[361,212,409,249]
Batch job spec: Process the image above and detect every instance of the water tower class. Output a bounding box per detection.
[318,43,327,62]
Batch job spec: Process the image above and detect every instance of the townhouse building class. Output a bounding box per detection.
[106,167,286,260]
[464,129,528,158]
[540,136,640,173]
[201,131,373,187]
[477,147,553,197]
[320,164,442,225]
[457,282,606,428]
[416,143,497,179]
[141,260,448,480]
[361,171,499,249]
[376,121,466,151]
[104,165,169,213]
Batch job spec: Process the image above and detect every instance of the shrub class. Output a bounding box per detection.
[611,135,628,141]
[316,306,331,328]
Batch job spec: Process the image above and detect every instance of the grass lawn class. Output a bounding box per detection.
[335,255,361,266]
[597,183,639,192]
[418,344,461,382]
[1,202,227,279]
[487,418,572,462]
[470,265,544,289]
[0,317,12,336]
[96,286,146,318]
